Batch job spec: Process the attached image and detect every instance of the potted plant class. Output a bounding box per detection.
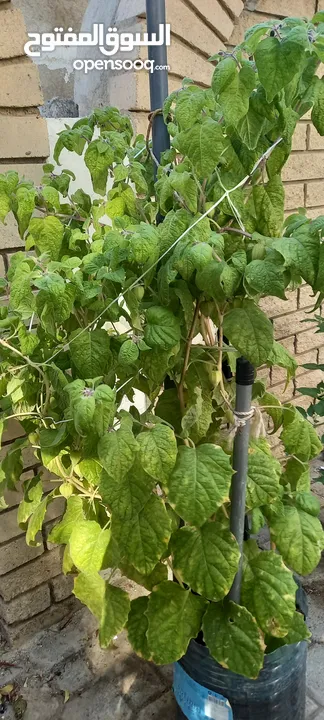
[0,11,324,719]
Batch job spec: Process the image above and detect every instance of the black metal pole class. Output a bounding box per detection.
[229,357,254,603]
[146,0,170,168]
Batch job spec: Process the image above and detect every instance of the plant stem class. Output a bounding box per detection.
[215,303,233,411]
[220,226,252,239]
[178,301,200,415]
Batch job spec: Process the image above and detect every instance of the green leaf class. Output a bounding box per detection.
[98,428,139,482]
[118,340,139,367]
[74,572,105,618]
[69,520,111,574]
[174,87,206,130]
[175,119,225,176]
[75,458,102,486]
[1,445,23,489]
[73,394,95,436]
[242,543,297,637]
[268,341,297,385]
[282,610,311,644]
[167,444,232,526]
[15,186,35,238]
[120,561,168,592]
[17,324,39,356]
[48,495,85,545]
[171,524,240,601]
[112,495,171,575]
[28,216,64,261]
[26,495,51,546]
[100,461,154,520]
[255,35,305,102]
[127,596,151,660]
[0,189,10,223]
[246,445,281,509]
[282,457,310,492]
[9,262,35,319]
[312,78,324,136]
[146,581,206,664]
[84,140,114,195]
[270,503,324,575]
[144,306,181,350]
[137,424,177,483]
[93,385,116,436]
[99,583,130,648]
[273,229,319,286]
[203,600,265,679]
[212,58,255,127]
[245,259,286,300]
[253,176,284,237]
[70,329,112,379]
[169,171,198,213]
[280,409,323,461]
[223,300,274,367]
[17,475,43,526]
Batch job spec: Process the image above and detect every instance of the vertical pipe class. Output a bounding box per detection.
[229,357,254,603]
[145,0,170,167]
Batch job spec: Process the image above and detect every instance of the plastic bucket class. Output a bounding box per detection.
[175,638,307,720]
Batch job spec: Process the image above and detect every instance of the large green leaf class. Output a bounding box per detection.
[84,140,114,195]
[255,35,305,102]
[15,186,35,238]
[145,581,206,664]
[17,475,43,526]
[203,601,265,679]
[246,445,281,509]
[253,176,284,237]
[99,583,130,648]
[98,428,139,482]
[48,495,85,544]
[273,229,320,286]
[242,543,297,637]
[174,87,206,130]
[74,572,105,618]
[171,524,240,601]
[112,495,171,575]
[223,300,274,367]
[169,171,198,214]
[245,259,286,300]
[28,216,64,261]
[93,385,116,436]
[312,78,324,136]
[167,444,232,527]
[127,596,151,660]
[69,520,111,574]
[9,262,35,319]
[280,409,323,462]
[267,341,297,385]
[270,503,324,575]
[175,118,225,176]
[26,495,52,546]
[100,461,154,520]
[137,424,177,483]
[73,394,96,436]
[144,306,181,350]
[69,329,112,379]
[212,58,255,127]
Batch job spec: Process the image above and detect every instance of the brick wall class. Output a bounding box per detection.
[0,0,76,646]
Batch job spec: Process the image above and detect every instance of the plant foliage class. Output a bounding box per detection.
[0,13,323,678]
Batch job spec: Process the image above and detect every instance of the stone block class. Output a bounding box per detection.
[251,0,316,15]
[2,469,35,510]
[292,123,307,151]
[219,0,244,17]
[273,308,314,339]
[166,0,226,56]
[127,110,149,137]
[3,597,77,646]
[19,685,64,720]
[0,116,49,160]
[0,6,28,59]
[306,180,324,207]
[1,419,25,443]
[306,206,324,219]
[260,291,297,319]
[61,677,133,720]
[297,368,323,389]
[137,691,178,720]
[164,36,214,86]
[181,0,234,43]
[308,125,324,150]
[279,335,296,354]
[318,345,324,363]
[0,583,50,624]
[290,394,310,410]
[296,328,321,354]
[299,285,317,309]
[0,547,62,600]
[268,380,294,403]
[0,535,43,576]
[109,73,180,112]
[295,348,318,376]
[51,574,74,602]
[282,152,324,182]
[54,655,93,694]
[0,254,5,277]
[307,644,324,700]
[0,506,23,544]
[0,162,44,185]
[284,182,305,210]
[0,59,43,107]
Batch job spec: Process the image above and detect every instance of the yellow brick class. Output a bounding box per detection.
[166,0,226,55]
[279,336,296,354]
[292,123,307,152]
[0,115,49,159]
[318,345,324,363]
[0,6,28,60]
[306,181,324,208]
[260,291,297,319]
[297,369,323,390]
[166,37,214,86]
[308,126,324,150]
[254,0,316,14]
[2,419,25,443]
[219,0,244,17]
[183,0,234,42]
[273,308,313,339]
[110,73,180,112]
[298,285,317,309]
[270,380,295,403]
[295,349,318,377]
[307,206,324,219]
[290,394,311,411]
[0,59,43,107]
[296,328,321,354]
[283,152,324,182]
[127,111,149,137]
[284,182,305,211]
[271,365,294,390]
[0,255,5,277]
